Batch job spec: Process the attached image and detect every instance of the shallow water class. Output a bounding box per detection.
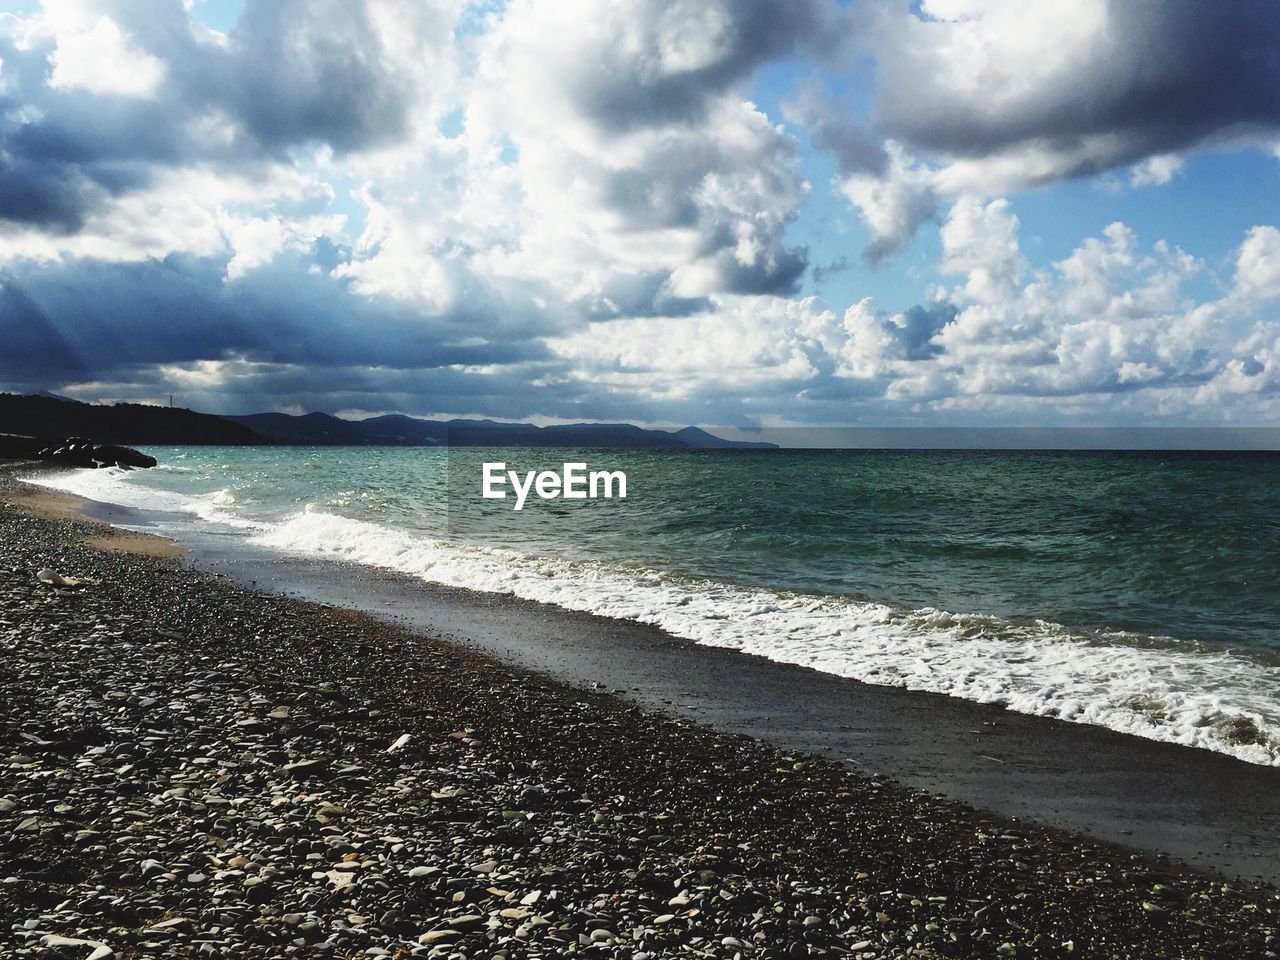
[28,445,1280,765]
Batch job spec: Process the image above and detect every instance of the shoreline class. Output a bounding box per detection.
[187,537,1280,883]
[2,473,1278,959]
[5,471,188,559]
[18,468,1280,882]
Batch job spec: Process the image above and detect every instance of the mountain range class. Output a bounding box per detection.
[0,394,776,450]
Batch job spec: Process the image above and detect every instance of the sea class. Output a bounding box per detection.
[26,445,1280,766]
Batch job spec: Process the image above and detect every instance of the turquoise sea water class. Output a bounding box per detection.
[29,446,1280,765]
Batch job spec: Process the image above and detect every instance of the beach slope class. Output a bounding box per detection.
[0,481,1276,959]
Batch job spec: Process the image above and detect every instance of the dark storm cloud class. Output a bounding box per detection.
[894,302,956,361]
[0,34,170,229]
[0,155,98,231]
[572,0,837,133]
[712,246,808,296]
[876,0,1280,171]
[220,0,412,152]
[0,280,91,384]
[0,0,416,231]
[0,252,552,393]
[84,362,574,420]
[0,240,833,425]
[780,2,1280,263]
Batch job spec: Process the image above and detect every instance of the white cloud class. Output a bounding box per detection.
[836,142,936,263]
[42,1,167,98]
[539,211,1280,421]
[837,298,897,379]
[1233,226,1280,304]
[466,0,812,302]
[939,196,1024,303]
[2,0,1279,426]
[549,295,836,401]
[1130,154,1185,188]
[864,217,1280,419]
[804,0,1280,259]
[0,164,336,266]
[223,212,346,282]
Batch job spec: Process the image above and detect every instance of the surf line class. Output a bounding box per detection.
[481,462,627,511]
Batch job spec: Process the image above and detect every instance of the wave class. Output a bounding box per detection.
[255,508,1280,767]
[22,466,264,531]
[23,468,1280,766]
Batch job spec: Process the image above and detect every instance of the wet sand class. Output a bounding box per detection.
[6,473,187,559]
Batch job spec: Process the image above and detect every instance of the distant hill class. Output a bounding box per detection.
[226,411,776,449]
[0,393,776,450]
[0,393,261,446]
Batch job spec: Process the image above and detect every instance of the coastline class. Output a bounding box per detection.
[5,471,188,559]
[27,466,1279,881]
[182,538,1280,880]
[2,470,1278,959]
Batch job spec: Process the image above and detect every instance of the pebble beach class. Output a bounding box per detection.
[1,472,1278,960]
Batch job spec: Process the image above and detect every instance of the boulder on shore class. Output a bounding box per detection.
[0,433,157,469]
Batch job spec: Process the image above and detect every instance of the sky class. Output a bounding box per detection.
[1,0,1279,428]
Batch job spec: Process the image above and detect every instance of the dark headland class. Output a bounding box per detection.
[0,469,1277,959]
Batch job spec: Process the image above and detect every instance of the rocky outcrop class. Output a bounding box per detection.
[0,433,157,468]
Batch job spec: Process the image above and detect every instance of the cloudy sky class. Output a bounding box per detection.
[1,0,1279,426]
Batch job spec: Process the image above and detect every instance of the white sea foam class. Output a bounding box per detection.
[252,508,1280,767]
[23,466,263,531]
[23,469,1280,766]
